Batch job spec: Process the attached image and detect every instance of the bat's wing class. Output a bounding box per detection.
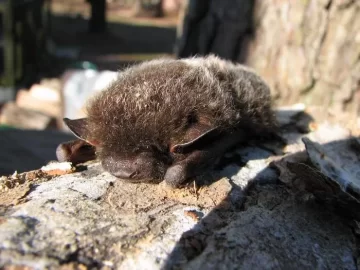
[63,118,89,140]
[63,118,99,146]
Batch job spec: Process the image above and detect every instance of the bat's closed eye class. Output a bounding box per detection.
[129,171,138,178]
[77,144,94,151]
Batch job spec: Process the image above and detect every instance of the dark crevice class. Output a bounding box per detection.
[325,0,333,10]
[338,0,356,9]
[300,77,317,95]
[59,249,103,269]
[313,1,332,78]
[15,183,39,203]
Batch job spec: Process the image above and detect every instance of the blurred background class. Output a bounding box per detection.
[0,0,359,175]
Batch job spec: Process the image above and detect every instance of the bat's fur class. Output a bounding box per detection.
[86,55,276,163]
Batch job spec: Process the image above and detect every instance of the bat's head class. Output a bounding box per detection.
[63,117,219,183]
[62,118,167,182]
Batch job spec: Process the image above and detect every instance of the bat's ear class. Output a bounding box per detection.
[170,126,223,154]
[63,118,99,146]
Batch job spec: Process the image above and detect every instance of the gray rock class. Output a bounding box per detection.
[0,125,358,269]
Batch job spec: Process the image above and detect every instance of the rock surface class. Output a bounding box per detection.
[0,108,359,269]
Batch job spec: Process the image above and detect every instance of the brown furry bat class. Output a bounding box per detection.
[56,55,277,187]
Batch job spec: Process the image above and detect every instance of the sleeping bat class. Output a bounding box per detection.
[56,55,278,188]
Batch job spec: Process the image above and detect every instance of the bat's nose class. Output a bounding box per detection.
[100,153,167,182]
[100,156,137,179]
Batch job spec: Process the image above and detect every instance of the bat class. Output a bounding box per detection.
[56,55,278,188]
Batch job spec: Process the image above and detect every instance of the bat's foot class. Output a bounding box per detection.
[56,139,96,165]
[164,129,250,188]
[164,164,187,188]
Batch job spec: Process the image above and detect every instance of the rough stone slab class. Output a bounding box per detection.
[221,146,278,190]
[0,163,234,269]
[0,124,359,269]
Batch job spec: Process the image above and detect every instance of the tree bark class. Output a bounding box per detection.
[245,0,360,117]
[88,0,107,33]
[176,0,254,60]
[176,0,360,118]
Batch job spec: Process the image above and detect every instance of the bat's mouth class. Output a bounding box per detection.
[116,176,163,184]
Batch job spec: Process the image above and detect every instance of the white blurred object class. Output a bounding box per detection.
[62,70,118,127]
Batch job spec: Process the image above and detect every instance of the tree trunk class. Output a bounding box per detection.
[88,0,107,33]
[176,0,360,119]
[245,0,360,118]
[176,0,254,60]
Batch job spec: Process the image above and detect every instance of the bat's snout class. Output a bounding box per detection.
[101,151,168,183]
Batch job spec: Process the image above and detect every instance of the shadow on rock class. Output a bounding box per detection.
[162,127,360,269]
[0,129,76,175]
